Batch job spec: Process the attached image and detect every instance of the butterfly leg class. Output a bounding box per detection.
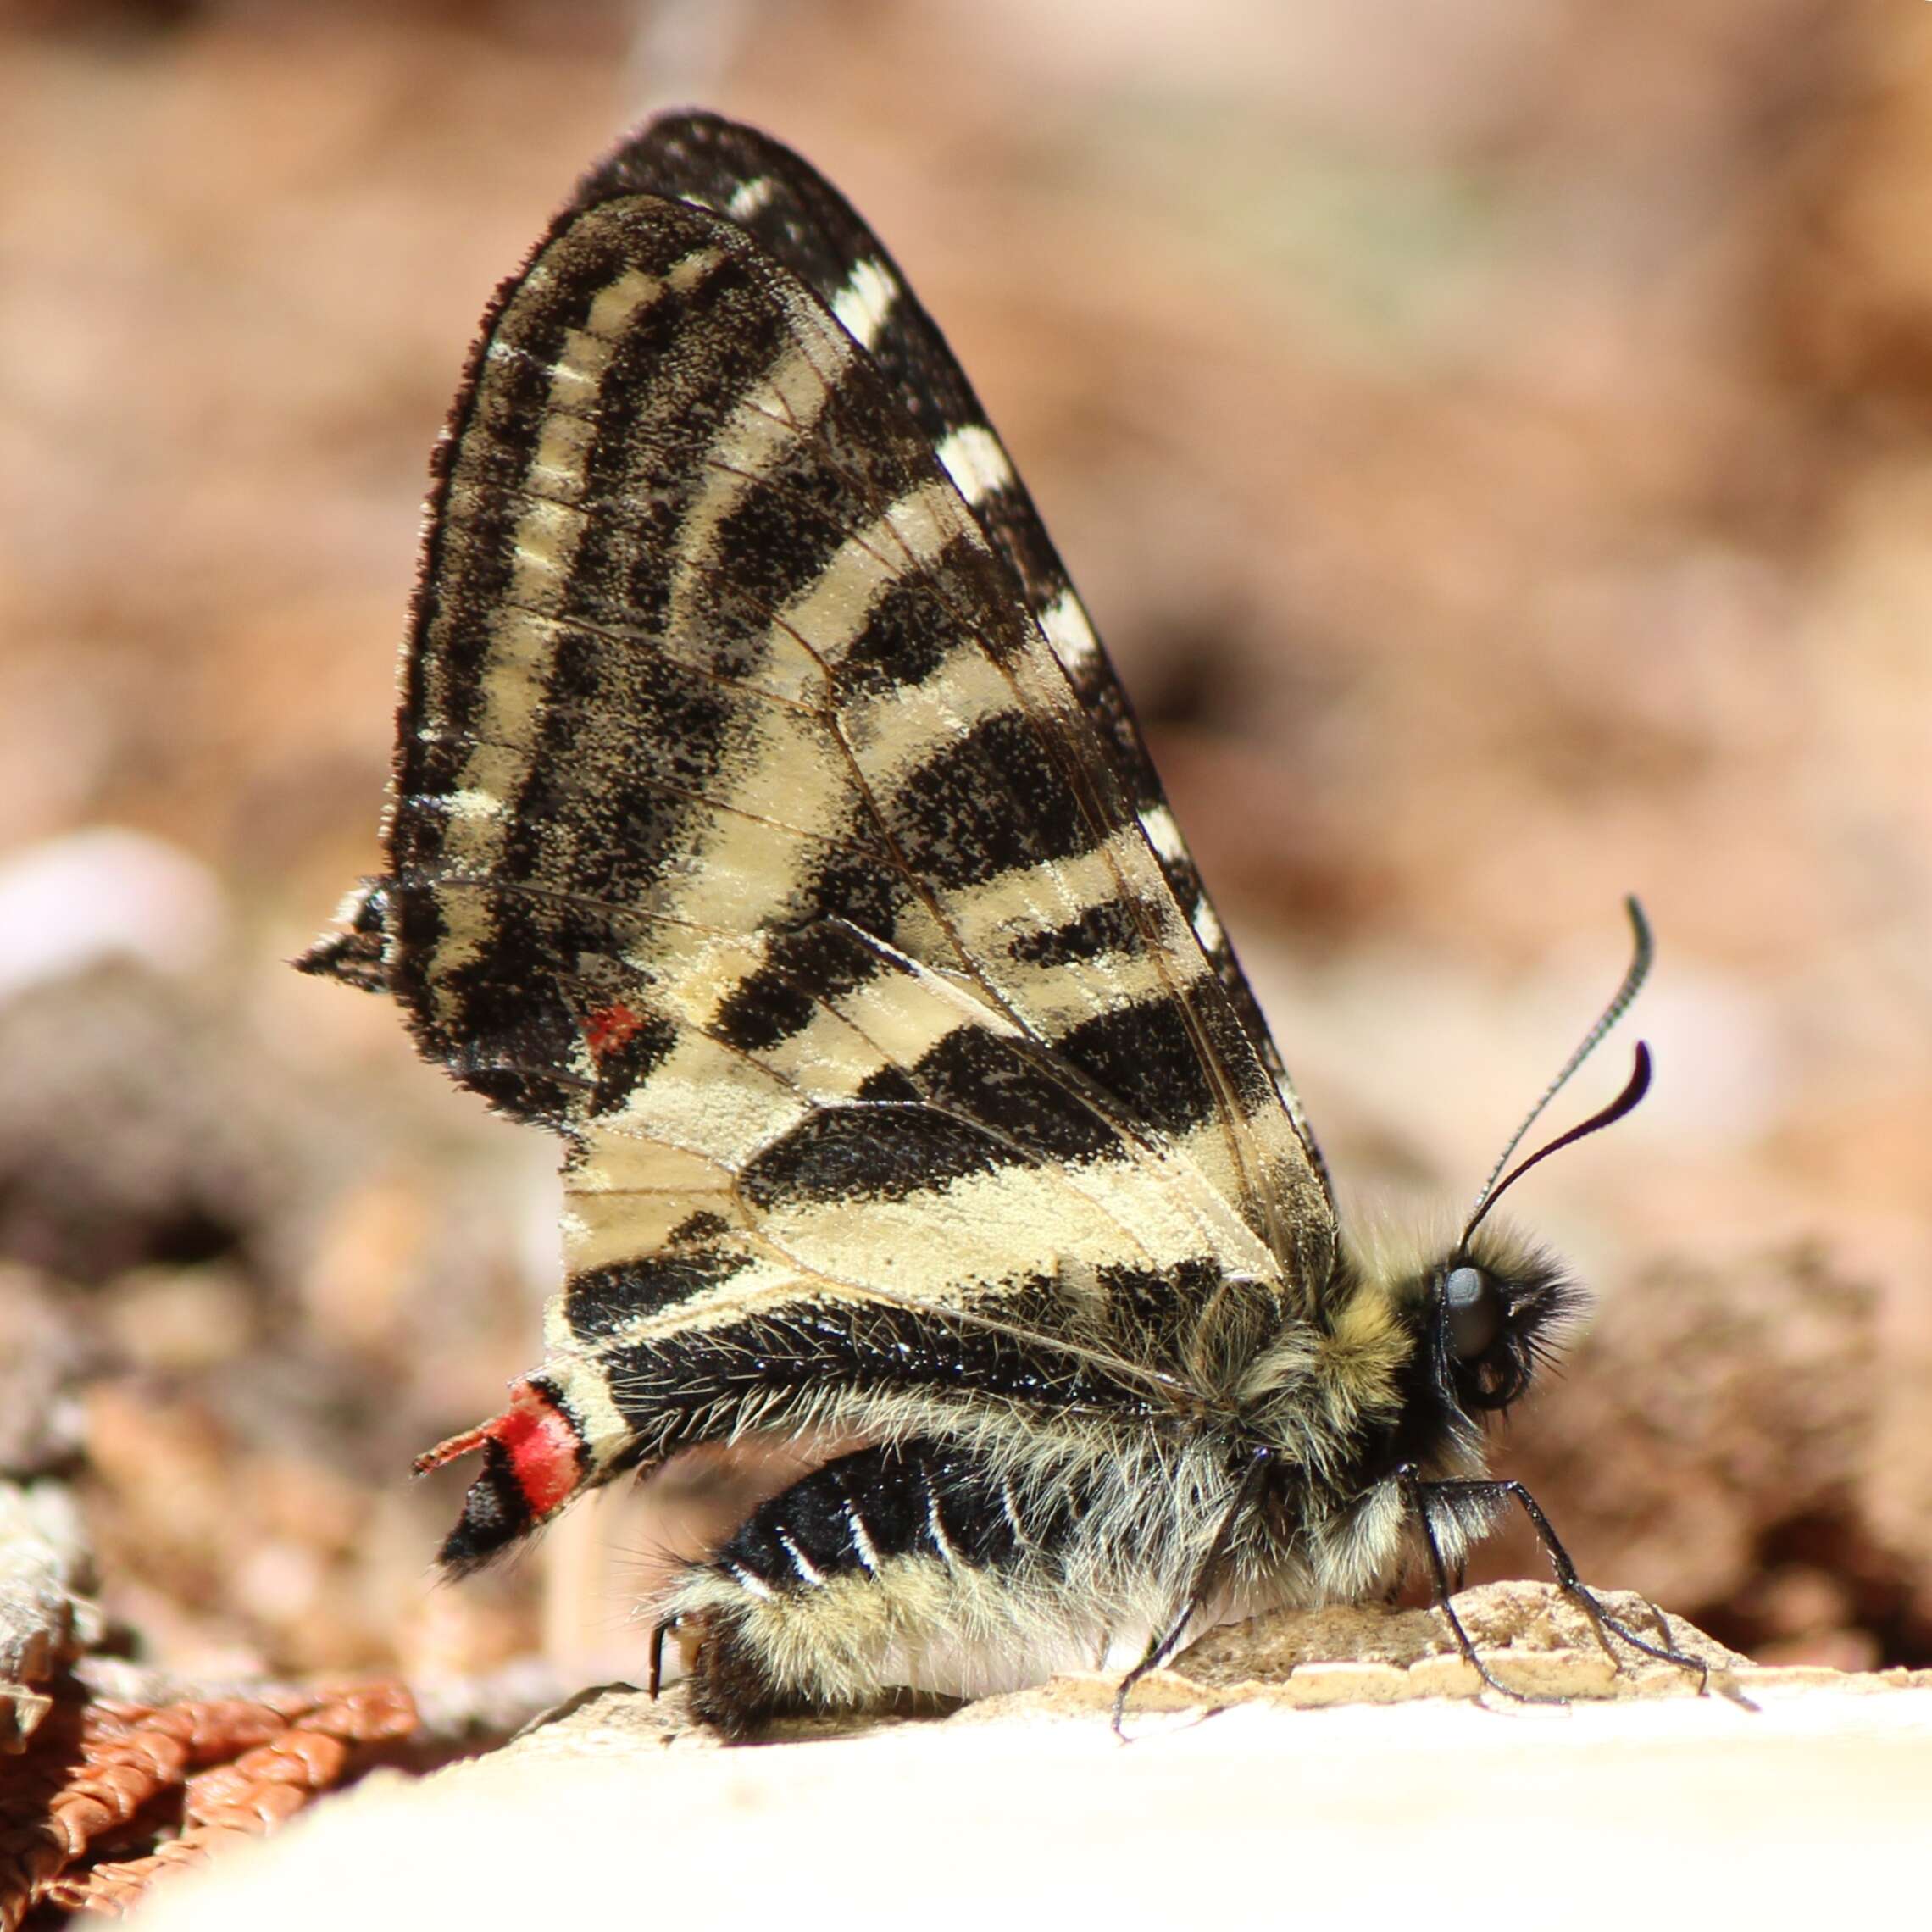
[1400,1464,1552,1705]
[1402,1468,1709,1695]
[1110,1444,1274,1738]
[647,1617,671,1700]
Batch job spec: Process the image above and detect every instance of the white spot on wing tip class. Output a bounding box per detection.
[1140,803,1187,868]
[1040,587,1102,676]
[726,175,774,221]
[1191,896,1226,954]
[935,423,1015,507]
[830,257,899,353]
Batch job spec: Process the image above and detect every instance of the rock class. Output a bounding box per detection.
[120,1586,1932,1929]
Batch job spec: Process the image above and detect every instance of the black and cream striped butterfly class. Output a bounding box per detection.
[303,111,1698,1732]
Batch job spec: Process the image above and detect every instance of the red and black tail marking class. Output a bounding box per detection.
[415,1377,589,1573]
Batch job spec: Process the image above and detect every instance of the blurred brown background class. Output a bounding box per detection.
[1,0,1927,1690]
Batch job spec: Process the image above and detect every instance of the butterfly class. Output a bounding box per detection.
[302,110,1702,1733]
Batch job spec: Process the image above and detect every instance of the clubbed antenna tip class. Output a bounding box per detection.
[1461,897,1654,1244]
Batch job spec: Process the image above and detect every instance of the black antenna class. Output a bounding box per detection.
[1462,1042,1652,1244]
[1460,897,1654,1246]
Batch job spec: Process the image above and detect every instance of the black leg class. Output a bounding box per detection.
[1407,1469,1710,1695]
[1401,1466,1560,1706]
[1111,1446,1274,1739]
[648,1618,670,1700]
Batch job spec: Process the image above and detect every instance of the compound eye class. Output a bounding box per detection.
[1443,1265,1502,1360]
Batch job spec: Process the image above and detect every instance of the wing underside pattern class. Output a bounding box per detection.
[578,114,1331,1190]
[310,124,1337,1564]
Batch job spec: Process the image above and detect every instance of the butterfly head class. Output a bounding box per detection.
[1413,1223,1581,1423]
[1329,1213,1582,1491]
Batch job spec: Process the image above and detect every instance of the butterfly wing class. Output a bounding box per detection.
[582,113,1331,1188]
[307,120,1337,1565]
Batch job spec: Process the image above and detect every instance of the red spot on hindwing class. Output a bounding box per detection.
[490,1380,584,1517]
[414,1379,584,1520]
[584,1001,646,1058]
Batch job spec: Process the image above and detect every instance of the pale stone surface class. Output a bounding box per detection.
[123,1585,1932,1931]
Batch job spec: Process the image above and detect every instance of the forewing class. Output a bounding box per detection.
[575,113,1331,1193]
[387,181,1319,1245]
